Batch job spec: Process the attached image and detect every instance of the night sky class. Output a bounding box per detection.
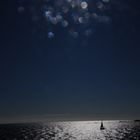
[0,0,140,120]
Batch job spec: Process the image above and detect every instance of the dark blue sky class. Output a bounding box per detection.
[0,0,140,120]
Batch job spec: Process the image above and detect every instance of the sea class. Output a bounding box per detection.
[0,120,140,140]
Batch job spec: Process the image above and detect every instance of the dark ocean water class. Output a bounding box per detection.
[0,121,140,140]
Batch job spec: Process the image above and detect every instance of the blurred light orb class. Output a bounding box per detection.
[70,31,79,38]
[81,2,88,9]
[45,11,52,18]
[50,17,58,25]
[78,17,84,23]
[85,29,92,36]
[24,0,112,39]
[56,14,63,22]
[62,20,69,27]
[67,0,71,2]
[17,6,25,13]
[102,0,110,3]
[48,32,54,39]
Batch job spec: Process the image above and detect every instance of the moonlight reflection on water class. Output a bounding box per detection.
[0,121,140,139]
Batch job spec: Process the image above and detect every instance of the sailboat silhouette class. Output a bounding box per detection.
[100,121,105,130]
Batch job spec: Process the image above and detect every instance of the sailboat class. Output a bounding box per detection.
[100,121,105,130]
